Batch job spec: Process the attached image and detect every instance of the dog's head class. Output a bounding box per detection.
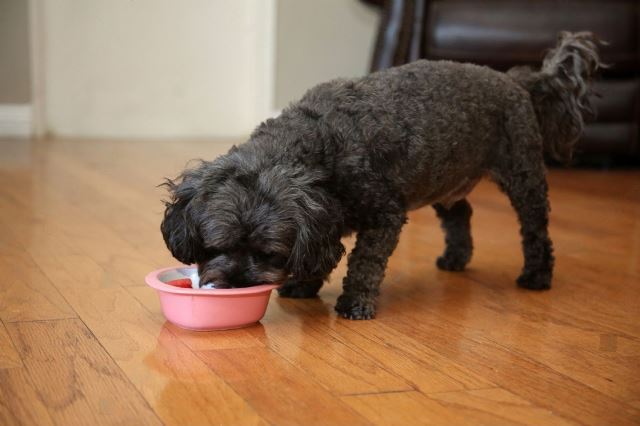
[160,150,344,288]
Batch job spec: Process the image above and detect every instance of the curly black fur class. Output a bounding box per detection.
[433,199,473,272]
[161,32,601,319]
[507,32,602,164]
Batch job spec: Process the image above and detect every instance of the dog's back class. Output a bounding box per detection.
[292,59,529,208]
[285,30,600,210]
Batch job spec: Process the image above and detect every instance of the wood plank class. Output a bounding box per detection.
[460,214,640,339]
[342,389,573,426]
[427,388,577,426]
[199,347,372,426]
[381,313,640,426]
[7,319,160,426]
[343,391,469,426]
[379,262,640,402]
[291,292,494,394]
[0,166,169,287]
[22,151,173,264]
[0,368,55,426]
[0,320,21,369]
[251,296,413,395]
[122,285,166,323]
[0,242,76,323]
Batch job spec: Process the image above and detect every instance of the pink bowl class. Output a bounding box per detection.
[145,266,280,331]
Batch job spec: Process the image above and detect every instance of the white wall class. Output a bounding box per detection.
[36,0,379,139]
[275,0,379,110]
[41,0,274,138]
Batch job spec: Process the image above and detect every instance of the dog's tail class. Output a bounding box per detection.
[508,31,603,163]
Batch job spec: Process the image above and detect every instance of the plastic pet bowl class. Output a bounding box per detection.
[145,266,280,331]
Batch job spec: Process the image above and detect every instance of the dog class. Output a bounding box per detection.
[161,32,602,319]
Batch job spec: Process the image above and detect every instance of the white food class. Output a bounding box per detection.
[186,270,201,289]
[175,268,217,289]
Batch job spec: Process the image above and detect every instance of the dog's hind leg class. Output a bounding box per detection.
[494,167,554,290]
[433,199,473,271]
[492,103,554,290]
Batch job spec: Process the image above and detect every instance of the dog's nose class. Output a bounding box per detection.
[222,261,250,287]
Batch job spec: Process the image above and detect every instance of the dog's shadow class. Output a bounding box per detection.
[268,267,476,321]
[376,266,478,318]
[272,292,333,321]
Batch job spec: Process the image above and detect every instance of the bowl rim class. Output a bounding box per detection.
[145,266,281,296]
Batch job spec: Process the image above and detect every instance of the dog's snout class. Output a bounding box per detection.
[218,258,251,287]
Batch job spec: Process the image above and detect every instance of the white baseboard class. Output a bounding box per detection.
[0,104,32,137]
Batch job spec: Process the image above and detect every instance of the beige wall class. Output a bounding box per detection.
[275,0,379,110]
[41,0,274,138]
[32,1,379,138]
[0,0,31,103]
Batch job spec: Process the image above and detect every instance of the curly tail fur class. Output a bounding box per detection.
[508,31,603,163]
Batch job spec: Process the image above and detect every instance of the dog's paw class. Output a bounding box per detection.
[517,270,552,290]
[335,294,376,320]
[277,283,320,299]
[436,253,469,272]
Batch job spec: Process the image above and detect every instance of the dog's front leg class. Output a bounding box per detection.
[335,216,405,320]
[278,277,325,298]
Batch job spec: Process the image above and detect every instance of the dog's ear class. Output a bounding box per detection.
[161,154,240,264]
[287,184,345,280]
[160,168,205,264]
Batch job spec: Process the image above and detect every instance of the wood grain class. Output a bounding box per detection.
[0,320,21,369]
[381,311,640,426]
[427,388,577,426]
[199,347,372,426]
[292,295,494,394]
[0,368,55,426]
[252,297,413,395]
[6,319,160,426]
[342,389,575,426]
[381,260,640,401]
[0,232,76,323]
[0,137,638,425]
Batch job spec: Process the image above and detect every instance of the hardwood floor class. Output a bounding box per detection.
[0,137,638,425]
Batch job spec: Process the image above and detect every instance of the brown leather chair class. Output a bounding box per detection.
[363,0,640,162]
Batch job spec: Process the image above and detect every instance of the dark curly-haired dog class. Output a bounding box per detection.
[161,32,602,319]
